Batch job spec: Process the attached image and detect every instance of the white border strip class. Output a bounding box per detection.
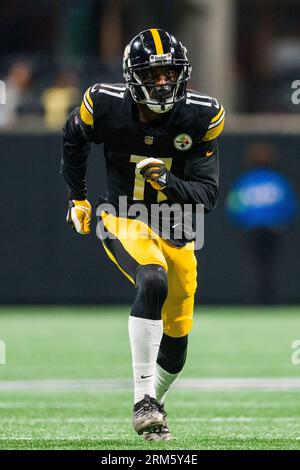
[1,378,300,392]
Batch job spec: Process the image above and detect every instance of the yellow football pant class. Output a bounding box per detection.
[100,213,197,338]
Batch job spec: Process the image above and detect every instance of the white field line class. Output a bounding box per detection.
[0,437,128,441]
[1,378,300,392]
[0,400,291,409]
[0,417,300,423]
[0,435,299,442]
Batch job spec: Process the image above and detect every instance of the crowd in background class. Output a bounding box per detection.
[1,0,300,129]
[0,58,122,130]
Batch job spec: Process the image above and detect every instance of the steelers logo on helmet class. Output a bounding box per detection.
[174,134,193,151]
[123,28,192,114]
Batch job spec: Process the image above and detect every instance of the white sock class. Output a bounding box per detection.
[154,363,182,404]
[128,316,163,404]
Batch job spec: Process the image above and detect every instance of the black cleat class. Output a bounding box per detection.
[133,395,166,434]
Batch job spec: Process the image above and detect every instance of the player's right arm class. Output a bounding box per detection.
[61,87,97,234]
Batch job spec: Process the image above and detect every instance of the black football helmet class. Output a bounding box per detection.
[123,28,191,113]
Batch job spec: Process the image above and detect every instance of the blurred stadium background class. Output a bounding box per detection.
[0,0,300,450]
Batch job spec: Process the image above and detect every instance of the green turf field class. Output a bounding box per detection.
[0,306,300,450]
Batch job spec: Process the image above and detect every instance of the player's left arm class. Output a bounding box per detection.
[139,101,224,212]
[163,139,220,212]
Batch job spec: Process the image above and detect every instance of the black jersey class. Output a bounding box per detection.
[61,83,225,246]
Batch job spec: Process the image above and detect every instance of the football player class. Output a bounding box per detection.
[61,28,225,441]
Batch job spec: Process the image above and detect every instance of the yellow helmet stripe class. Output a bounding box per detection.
[150,28,164,55]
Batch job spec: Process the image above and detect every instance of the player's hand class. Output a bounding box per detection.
[66,199,91,235]
[137,157,168,190]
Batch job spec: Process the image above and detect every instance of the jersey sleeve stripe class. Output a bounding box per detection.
[80,101,93,126]
[202,116,225,141]
[208,109,225,129]
[83,93,93,115]
[210,106,224,124]
[79,87,94,126]
[86,87,93,108]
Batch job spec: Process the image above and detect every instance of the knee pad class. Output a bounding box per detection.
[157,333,188,374]
[131,264,168,320]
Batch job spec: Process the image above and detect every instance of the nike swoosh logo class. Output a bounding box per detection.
[206,151,213,157]
[141,374,153,379]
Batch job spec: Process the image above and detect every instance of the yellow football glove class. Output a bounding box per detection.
[137,157,168,190]
[67,199,91,235]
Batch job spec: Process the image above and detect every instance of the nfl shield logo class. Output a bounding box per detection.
[144,136,154,145]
